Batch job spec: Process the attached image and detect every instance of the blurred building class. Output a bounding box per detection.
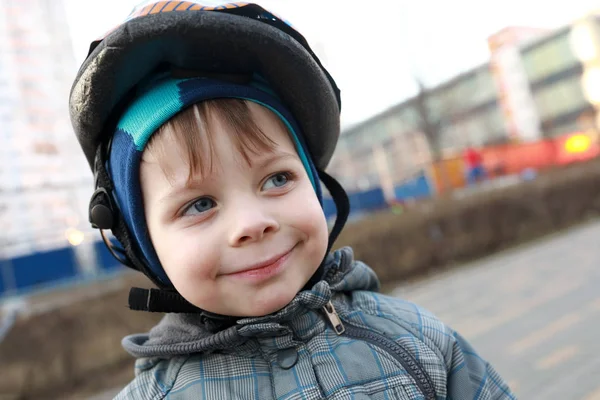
[0,0,95,260]
[327,12,600,193]
[519,19,599,137]
[328,63,504,193]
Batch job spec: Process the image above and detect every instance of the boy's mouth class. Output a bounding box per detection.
[221,244,297,281]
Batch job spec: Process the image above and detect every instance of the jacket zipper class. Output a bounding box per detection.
[323,301,436,400]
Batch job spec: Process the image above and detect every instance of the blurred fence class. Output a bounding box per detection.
[0,241,122,297]
[324,171,432,219]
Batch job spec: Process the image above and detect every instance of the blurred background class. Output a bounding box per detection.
[2,0,600,399]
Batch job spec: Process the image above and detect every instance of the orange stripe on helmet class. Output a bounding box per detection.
[139,4,157,16]
[161,1,180,12]
[175,1,194,10]
[95,1,256,42]
[149,2,168,14]
[116,1,263,29]
[130,2,255,18]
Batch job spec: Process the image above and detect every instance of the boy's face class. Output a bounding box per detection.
[140,102,329,317]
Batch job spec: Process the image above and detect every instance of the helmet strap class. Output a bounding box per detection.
[89,143,167,289]
[301,169,350,290]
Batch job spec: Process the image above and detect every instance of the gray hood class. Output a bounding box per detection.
[122,247,380,359]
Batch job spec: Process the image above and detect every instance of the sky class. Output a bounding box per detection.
[64,0,600,127]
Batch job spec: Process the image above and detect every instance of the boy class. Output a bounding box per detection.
[464,146,487,185]
[69,2,516,399]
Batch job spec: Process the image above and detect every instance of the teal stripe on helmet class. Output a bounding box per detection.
[117,78,185,150]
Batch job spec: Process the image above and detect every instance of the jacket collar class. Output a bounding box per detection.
[122,247,380,358]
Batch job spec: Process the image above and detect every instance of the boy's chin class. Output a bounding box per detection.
[186,281,302,317]
[237,287,300,317]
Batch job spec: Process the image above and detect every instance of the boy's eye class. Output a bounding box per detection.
[262,172,290,190]
[183,197,216,216]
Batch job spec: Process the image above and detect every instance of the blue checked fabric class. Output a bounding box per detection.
[115,247,517,400]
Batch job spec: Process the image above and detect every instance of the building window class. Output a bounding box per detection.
[383,113,405,138]
[545,119,581,137]
[533,75,587,121]
[522,30,579,82]
[473,69,498,104]
[437,102,508,149]
[435,68,498,115]
[399,106,418,131]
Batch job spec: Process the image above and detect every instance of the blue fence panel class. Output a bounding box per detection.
[94,241,124,272]
[0,261,6,295]
[11,247,78,291]
[351,187,386,211]
[324,187,388,220]
[394,172,432,200]
[323,197,337,220]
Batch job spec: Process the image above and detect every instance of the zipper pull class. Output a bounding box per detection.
[323,301,345,335]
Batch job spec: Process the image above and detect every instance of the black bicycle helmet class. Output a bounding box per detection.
[69,1,341,172]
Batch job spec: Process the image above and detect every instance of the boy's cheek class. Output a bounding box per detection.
[172,278,219,311]
[157,236,220,281]
[301,198,329,237]
[163,262,223,311]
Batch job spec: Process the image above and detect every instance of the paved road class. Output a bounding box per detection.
[391,220,600,400]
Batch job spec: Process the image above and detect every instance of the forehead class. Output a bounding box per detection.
[142,101,299,179]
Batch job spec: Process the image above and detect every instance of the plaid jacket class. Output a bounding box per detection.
[116,247,516,399]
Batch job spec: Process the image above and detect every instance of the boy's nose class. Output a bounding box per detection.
[228,207,280,247]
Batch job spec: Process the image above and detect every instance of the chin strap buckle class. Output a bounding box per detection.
[128,287,203,313]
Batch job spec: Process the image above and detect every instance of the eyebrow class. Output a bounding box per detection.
[254,151,298,170]
[158,151,299,204]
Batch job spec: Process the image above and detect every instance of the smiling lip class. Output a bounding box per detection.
[223,246,295,281]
